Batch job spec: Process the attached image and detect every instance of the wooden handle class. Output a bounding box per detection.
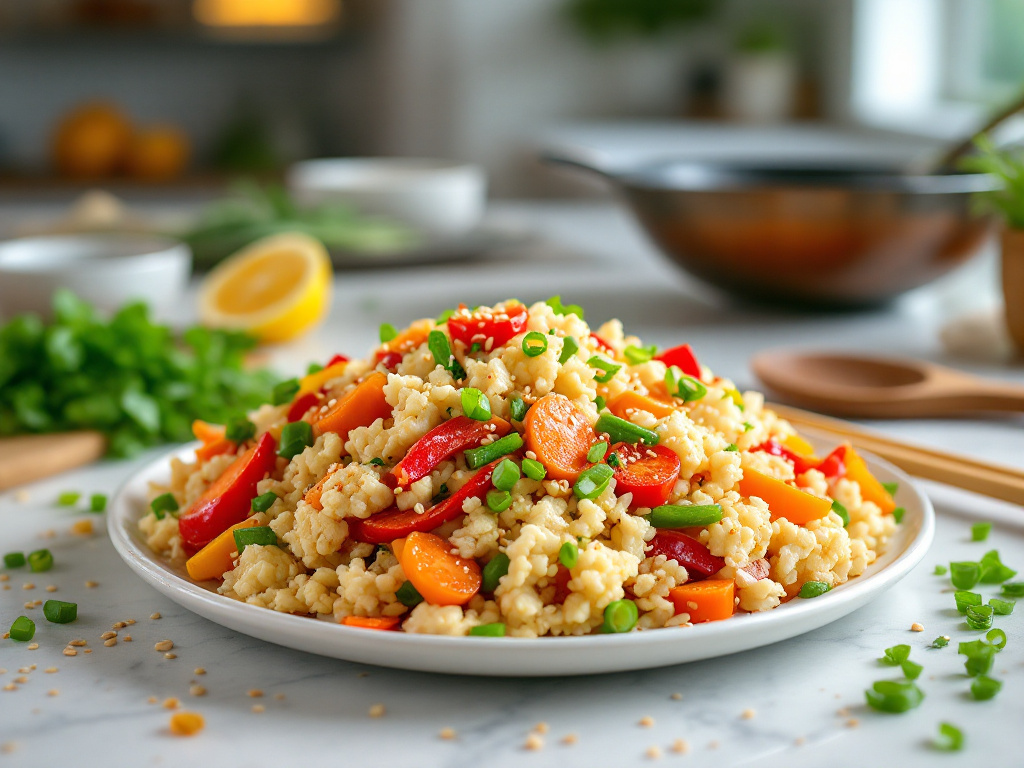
[771,404,1024,506]
[0,431,107,491]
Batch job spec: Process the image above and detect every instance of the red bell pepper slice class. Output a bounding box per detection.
[816,445,847,482]
[654,343,701,378]
[589,333,616,357]
[610,443,681,508]
[286,392,321,423]
[178,432,278,550]
[387,415,510,489]
[326,353,350,367]
[375,350,403,370]
[349,458,505,544]
[447,303,528,349]
[742,558,770,581]
[646,530,725,579]
[751,438,817,476]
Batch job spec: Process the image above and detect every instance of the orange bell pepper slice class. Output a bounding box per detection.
[739,468,832,524]
[340,616,402,631]
[841,444,897,514]
[185,517,261,581]
[607,391,675,421]
[669,579,735,623]
[312,371,392,441]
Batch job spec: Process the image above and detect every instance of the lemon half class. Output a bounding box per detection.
[198,232,332,343]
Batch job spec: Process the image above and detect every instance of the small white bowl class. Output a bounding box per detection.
[0,234,192,320]
[287,157,487,236]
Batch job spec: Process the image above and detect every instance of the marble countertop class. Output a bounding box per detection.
[1,201,1022,767]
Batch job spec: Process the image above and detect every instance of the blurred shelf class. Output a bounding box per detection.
[0,27,355,50]
[0,172,281,203]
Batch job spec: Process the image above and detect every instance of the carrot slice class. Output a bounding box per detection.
[669,579,735,623]
[312,371,392,440]
[192,420,236,462]
[341,616,402,631]
[303,462,342,511]
[607,391,675,421]
[523,393,597,482]
[185,518,260,581]
[379,319,433,356]
[390,537,406,562]
[841,444,897,514]
[195,437,236,462]
[739,468,832,524]
[397,531,480,606]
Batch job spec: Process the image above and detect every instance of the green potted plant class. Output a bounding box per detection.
[721,20,796,123]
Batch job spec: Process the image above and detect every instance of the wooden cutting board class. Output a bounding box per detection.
[0,431,107,491]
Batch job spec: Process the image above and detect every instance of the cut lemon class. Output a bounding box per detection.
[198,232,332,343]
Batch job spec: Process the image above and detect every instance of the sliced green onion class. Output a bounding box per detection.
[970,675,1003,700]
[368,457,385,466]
[959,641,996,676]
[89,493,107,513]
[379,323,398,343]
[469,622,506,637]
[831,499,849,527]
[251,491,278,513]
[546,295,583,319]
[491,459,520,492]
[558,336,579,365]
[521,332,548,357]
[396,580,423,607]
[436,308,455,324]
[28,549,53,573]
[971,522,993,541]
[892,507,905,524]
[881,481,899,496]
[522,457,546,481]
[648,504,723,529]
[601,599,638,633]
[587,355,621,384]
[586,442,608,463]
[950,561,980,590]
[724,443,738,452]
[272,378,300,406]
[606,451,621,468]
[594,413,659,446]
[428,330,466,379]
[954,590,982,614]
[226,418,256,443]
[880,644,911,665]
[986,627,1007,650]
[306,362,324,375]
[742,422,754,432]
[9,616,35,642]
[234,526,277,553]
[623,344,656,365]
[559,541,579,569]
[990,597,1015,615]
[43,600,78,624]
[965,603,994,630]
[465,432,523,469]
[57,491,81,506]
[799,581,830,599]
[933,564,947,576]
[594,395,606,411]
[486,489,512,513]
[900,660,923,680]
[4,552,26,569]
[978,549,1017,583]
[573,463,614,501]
[482,553,510,593]
[150,492,179,520]
[935,723,964,752]
[461,388,491,421]
[278,420,314,460]
[509,394,528,422]
[1001,581,1024,597]
[932,636,949,648]
[665,366,707,402]
[864,680,924,713]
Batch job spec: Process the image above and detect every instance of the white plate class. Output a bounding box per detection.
[108,440,934,677]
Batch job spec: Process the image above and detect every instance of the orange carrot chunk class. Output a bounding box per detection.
[192,419,236,462]
[606,391,675,421]
[341,616,402,631]
[523,393,598,482]
[669,579,735,623]
[841,444,897,515]
[312,371,392,440]
[185,517,261,581]
[738,468,832,525]
[397,531,480,606]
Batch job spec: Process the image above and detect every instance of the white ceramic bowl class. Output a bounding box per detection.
[0,233,192,319]
[288,157,487,236]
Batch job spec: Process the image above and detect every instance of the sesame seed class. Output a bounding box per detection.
[164,653,176,660]
[638,716,655,728]
[123,635,132,642]
[189,685,207,697]
[84,649,92,654]
[45,586,57,593]
[251,705,265,714]
[837,707,850,717]
[150,612,161,620]
[561,733,579,745]
[248,689,264,698]
[23,583,34,590]
[368,703,386,718]
[846,718,860,728]
[0,574,6,581]
[794,737,806,746]
[113,622,127,630]
[646,746,662,760]
[2,684,15,691]
[47,688,60,697]
[194,668,206,676]
[169,711,205,737]
[104,638,117,647]
[69,639,87,647]
[524,734,544,751]
[154,640,174,652]
[85,581,99,588]
[163,698,180,709]
[126,619,136,626]
[533,722,549,734]
[274,693,286,700]
[101,631,116,640]
[62,649,77,657]
[71,519,93,536]
[45,668,57,674]
[439,727,457,740]
[910,622,924,632]
[741,708,756,720]
[670,739,689,754]
[669,692,683,701]
[14,677,27,684]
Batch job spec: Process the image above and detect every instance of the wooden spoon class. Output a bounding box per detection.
[751,351,1024,418]
[0,431,107,491]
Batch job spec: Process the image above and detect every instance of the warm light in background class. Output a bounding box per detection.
[193,0,342,28]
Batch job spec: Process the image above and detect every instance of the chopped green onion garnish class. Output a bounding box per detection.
[965,603,994,630]
[594,395,606,411]
[799,581,830,599]
[880,645,911,665]
[665,366,707,402]
[509,395,528,422]
[933,564,947,575]
[461,388,491,421]
[226,418,256,443]
[251,492,277,513]
[623,344,656,365]
[892,507,905,524]
[970,675,1003,700]
[742,422,754,432]
[831,499,849,527]
[900,660,923,680]
[4,552,26,569]
[1001,582,1024,597]
[368,457,385,466]
[89,493,107,513]
[990,597,1015,615]
[971,522,993,541]
[57,491,80,506]
[724,443,738,452]
[586,442,608,463]
[234,526,277,553]
[864,680,924,713]
[278,420,314,460]
[932,636,949,648]
[521,331,549,357]
[881,481,899,496]
[648,504,723,529]
[935,723,964,752]
[950,561,981,590]
[272,378,300,406]
[558,336,579,365]
[573,463,614,501]
[546,295,583,319]
[465,432,523,469]
[986,627,1007,650]
[606,451,621,468]
[396,580,423,607]
[469,622,506,637]
[428,330,466,379]
[379,323,398,343]
[306,362,324,375]
[481,553,510,592]
[486,489,513,513]
[521,457,546,482]
[559,541,579,569]
[150,492,179,520]
[954,591,982,614]
[978,549,1017,583]
[27,549,53,573]
[959,640,996,676]
[594,413,659,446]
[436,308,455,324]
[601,599,638,633]
[587,355,621,384]
[491,459,520,492]
[43,600,77,624]
[9,616,35,642]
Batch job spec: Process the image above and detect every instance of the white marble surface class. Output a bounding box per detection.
[2,201,1023,767]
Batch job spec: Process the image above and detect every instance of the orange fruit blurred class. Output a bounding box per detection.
[52,102,133,178]
[124,125,191,181]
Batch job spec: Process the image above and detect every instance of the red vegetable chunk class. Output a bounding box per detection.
[447,303,528,349]
[751,438,817,475]
[387,415,510,489]
[743,558,770,581]
[646,530,725,579]
[178,432,278,550]
[286,392,320,423]
[589,333,616,356]
[816,445,847,482]
[610,443,681,508]
[655,343,701,378]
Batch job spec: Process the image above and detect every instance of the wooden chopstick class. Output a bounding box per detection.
[769,403,1024,507]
